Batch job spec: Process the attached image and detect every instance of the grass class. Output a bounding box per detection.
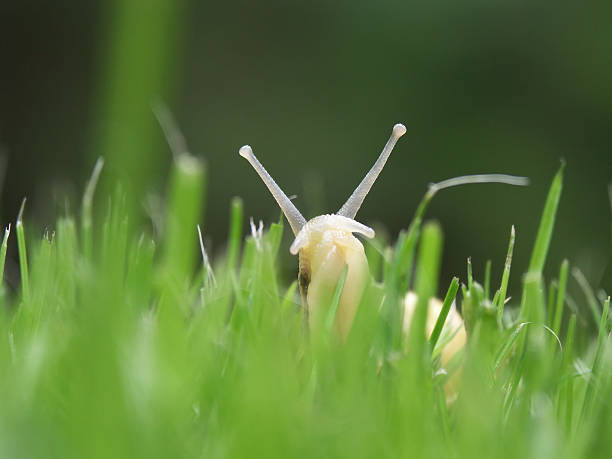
[0,157,610,459]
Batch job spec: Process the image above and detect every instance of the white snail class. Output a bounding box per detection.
[239,124,404,337]
[239,123,466,361]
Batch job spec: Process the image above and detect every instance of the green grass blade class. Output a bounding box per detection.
[324,265,348,335]
[580,296,610,422]
[0,224,11,286]
[520,164,564,321]
[484,260,492,300]
[527,163,564,274]
[561,314,577,432]
[161,154,206,282]
[493,321,529,374]
[16,198,29,302]
[572,267,603,326]
[408,222,443,363]
[467,257,473,290]
[546,281,558,328]
[552,260,569,337]
[429,277,459,350]
[379,226,419,353]
[82,157,105,260]
[197,225,216,289]
[226,197,243,273]
[496,225,515,326]
[95,0,183,211]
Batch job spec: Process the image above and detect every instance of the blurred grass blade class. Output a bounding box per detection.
[559,314,576,432]
[152,100,188,159]
[467,257,473,290]
[95,0,184,211]
[82,157,105,259]
[551,260,569,338]
[572,267,603,326]
[484,260,492,300]
[161,154,206,283]
[226,197,243,273]
[408,222,443,363]
[16,198,29,302]
[546,281,557,328]
[0,224,11,286]
[197,225,216,289]
[580,296,610,422]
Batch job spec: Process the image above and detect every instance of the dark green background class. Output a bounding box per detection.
[1,1,610,298]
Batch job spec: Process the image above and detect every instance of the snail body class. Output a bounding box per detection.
[293,214,373,338]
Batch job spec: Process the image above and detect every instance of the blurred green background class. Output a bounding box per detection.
[0,0,610,296]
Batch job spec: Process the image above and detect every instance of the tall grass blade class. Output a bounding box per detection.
[227,197,244,273]
[496,225,515,326]
[520,164,564,320]
[0,224,10,287]
[429,277,459,349]
[527,163,564,274]
[551,260,569,340]
[580,296,610,422]
[161,154,206,283]
[16,198,29,302]
[408,222,443,364]
[82,157,105,259]
[572,267,603,326]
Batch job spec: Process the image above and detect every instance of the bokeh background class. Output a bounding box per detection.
[1,1,610,298]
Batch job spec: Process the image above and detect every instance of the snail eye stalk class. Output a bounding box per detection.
[338,123,406,219]
[239,145,306,236]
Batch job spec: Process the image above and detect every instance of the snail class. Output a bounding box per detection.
[239,123,464,345]
[239,125,405,339]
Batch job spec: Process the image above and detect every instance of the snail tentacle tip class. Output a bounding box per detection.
[239,145,253,158]
[393,123,407,137]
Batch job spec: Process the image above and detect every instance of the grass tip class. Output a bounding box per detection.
[153,99,189,159]
[176,153,204,175]
[16,197,27,225]
[197,224,217,287]
[83,157,105,205]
